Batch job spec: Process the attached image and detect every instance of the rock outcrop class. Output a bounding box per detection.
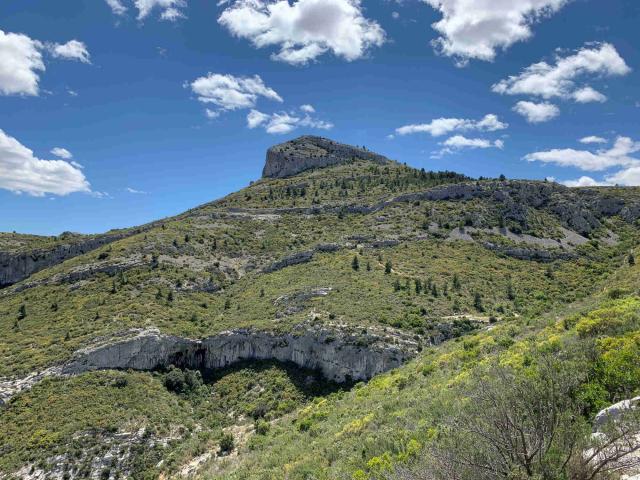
[62,326,416,383]
[0,229,148,288]
[262,135,391,179]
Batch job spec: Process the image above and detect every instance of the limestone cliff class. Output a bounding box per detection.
[262,135,391,179]
[63,325,417,383]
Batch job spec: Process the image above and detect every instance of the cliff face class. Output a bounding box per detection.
[262,135,391,179]
[62,326,417,383]
[0,229,150,288]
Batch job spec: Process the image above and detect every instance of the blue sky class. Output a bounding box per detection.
[1,0,639,235]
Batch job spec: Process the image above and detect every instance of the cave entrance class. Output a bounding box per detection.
[158,359,353,423]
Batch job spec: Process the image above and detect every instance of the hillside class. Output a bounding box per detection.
[0,136,639,480]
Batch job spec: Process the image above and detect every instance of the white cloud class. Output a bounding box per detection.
[160,7,186,21]
[443,135,504,149]
[247,109,270,128]
[572,86,606,103]
[561,176,608,187]
[579,136,607,144]
[218,0,385,65]
[106,0,186,21]
[300,104,315,113]
[0,129,90,196]
[50,147,72,159]
[512,100,560,123]
[188,73,282,118]
[492,43,630,100]
[48,40,91,63]
[246,109,333,134]
[134,0,187,20]
[524,136,640,171]
[423,0,568,64]
[205,108,220,119]
[432,134,503,157]
[396,113,507,137]
[0,30,44,96]
[105,0,128,15]
[392,11,400,19]
[605,166,640,186]
[0,30,90,97]
[126,187,148,194]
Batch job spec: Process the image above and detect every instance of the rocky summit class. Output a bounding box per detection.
[1,137,639,480]
[262,135,391,178]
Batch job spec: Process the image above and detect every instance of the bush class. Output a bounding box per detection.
[255,420,270,435]
[219,432,234,453]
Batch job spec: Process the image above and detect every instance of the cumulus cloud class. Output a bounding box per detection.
[205,108,220,119]
[432,135,503,158]
[50,147,73,159]
[423,0,568,64]
[396,114,507,137]
[188,73,282,118]
[246,106,333,134]
[0,30,44,96]
[0,30,90,96]
[561,176,608,187]
[0,129,90,196]
[572,86,607,103]
[524,136,640,171]
[218,0,385,65]
[300,104,315,113]
[492,43,630,100]
[48,40,91,63]
[579,136,607,144]
[605,166,640,186]
[512,101,560,123]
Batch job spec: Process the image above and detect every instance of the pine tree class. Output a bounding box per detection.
[385,260,392,274]
[629,252,636,266]
[352,255,360,271]
[414,279,422,294]
[17,304,26,320]
[167,291,174,302]
[431,283,438,297]
[474,292,484,312]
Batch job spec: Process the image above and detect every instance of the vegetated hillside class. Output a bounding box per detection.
[0,136,639,480]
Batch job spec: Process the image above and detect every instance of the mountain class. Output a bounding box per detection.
[1,136,639,480]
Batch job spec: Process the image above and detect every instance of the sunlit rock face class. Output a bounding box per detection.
[62,326,418,383]
[262,135,391,179]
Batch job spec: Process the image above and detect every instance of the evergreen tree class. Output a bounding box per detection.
[366,261,371,271]
[352,255,360,271]
[507,282,516,301]
[17,304,26,320]
[393,280,401,292]
[414,279,422,294]
[167,291,174,302]
[474,292,484,312]
[385,260,392,274]
[629,252,635,266]
[431,283,439,297]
